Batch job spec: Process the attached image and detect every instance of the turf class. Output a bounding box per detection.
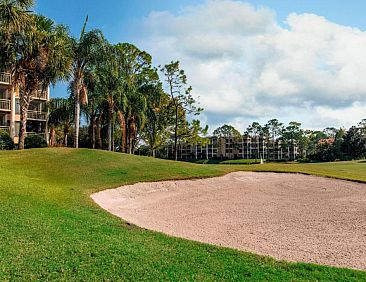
[187,158,261,165]
[0,148,365,281]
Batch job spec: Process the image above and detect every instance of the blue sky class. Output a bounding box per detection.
[34,1,366,130]
[35,0,366,41]
[35,0,202,97]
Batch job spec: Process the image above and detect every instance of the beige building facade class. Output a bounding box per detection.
[166,136,299,161]
[0,72,49,145]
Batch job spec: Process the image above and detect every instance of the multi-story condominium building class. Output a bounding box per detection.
[0,72,49,145]
[165,136,299,161]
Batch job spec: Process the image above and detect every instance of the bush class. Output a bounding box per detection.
[0,131,14,150]
[297,158,312,163]
[25,134,48,149]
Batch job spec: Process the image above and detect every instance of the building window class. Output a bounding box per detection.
[0,89,7,99]
[0,115,5,126]
[15,122,20,137]
[15,99,20,114]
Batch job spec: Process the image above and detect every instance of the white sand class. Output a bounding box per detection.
[91,172,366,270]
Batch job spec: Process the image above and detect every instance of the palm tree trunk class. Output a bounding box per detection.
[96,112,103,149]
[18,92,30,150]
[174,108,178,161]
[117,110,126,153]
[64,134,68,147]
[112,116,115,152]
[107,122,112,151]
[74,97,80,148]
[64,126,69,147]
[125,123,129,153]
[107,104,113,151]
[97,123,102,149]
[49,127,56,147]
[92,118,96,149]
[129,116,137,154]
[18,107,28,150]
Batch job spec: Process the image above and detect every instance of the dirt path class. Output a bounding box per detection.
[91,172,366,270]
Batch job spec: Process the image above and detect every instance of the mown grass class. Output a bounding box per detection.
[187,158,261,165]
[0,148,365,281]
[228,160,366,183]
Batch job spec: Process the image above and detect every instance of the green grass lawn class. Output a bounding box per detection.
[0,148,365,281]
[187,158,261,165]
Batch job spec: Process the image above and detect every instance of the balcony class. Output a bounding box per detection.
[0,72,11,85]
[31,89,48,100]
[27,110,47,121]
[0,99,11,112]
[0,126,9,134]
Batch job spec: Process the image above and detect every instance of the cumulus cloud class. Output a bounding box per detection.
[138,0,366,131]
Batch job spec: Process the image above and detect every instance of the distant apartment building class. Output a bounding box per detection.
[165,136,299,161]
[0,72,49,145]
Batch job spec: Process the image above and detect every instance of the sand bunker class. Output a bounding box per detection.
[91,172,366,270]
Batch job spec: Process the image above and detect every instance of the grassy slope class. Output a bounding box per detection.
[231,161,366,183]
[0,148,365,281]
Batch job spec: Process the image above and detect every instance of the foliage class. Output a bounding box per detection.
[70,16,105,148]
[213,124,241,137]
[94,42,122,151]
[140,83,172,157]
[0,131,14,150]
[265,119,284,140]
[245,121,262,137]
[160,61,203,160]
[48,97,74,147]
[342,126,366,159]
[185,119,209,144]
[116,43,153,154]
[308,128,345,162]
[24,134,47,149]
[0,8,72,149]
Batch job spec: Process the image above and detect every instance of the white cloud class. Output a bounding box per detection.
[138,0,366,132]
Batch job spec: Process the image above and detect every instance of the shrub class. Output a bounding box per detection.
[25,135,48,149]
[297,158,311,163]
[0,131,14,150]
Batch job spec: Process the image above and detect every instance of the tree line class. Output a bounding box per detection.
[1,1,364,162]
[212,119,366,161]
[0,0,204,158]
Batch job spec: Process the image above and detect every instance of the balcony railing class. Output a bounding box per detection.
[0,99,11,111]
[27,110,47,121]
[0,72,11,85]
[25,132,47,140]
[0,126,9,134]
[26,132,46,140]
[31,89,48,100]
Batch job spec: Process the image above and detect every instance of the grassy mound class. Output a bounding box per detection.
[0,148,365,281]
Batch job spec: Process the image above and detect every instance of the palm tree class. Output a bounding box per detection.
[20,15,71,149]
[94,43,123,151]
[48,98,73,146]
[70,16,104,148]
[125,87,147,154]
[116,43,152,154]
[0,0,34,140]
[0,0,33,34]
[81,70,104,149]
[1,12,72,149]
